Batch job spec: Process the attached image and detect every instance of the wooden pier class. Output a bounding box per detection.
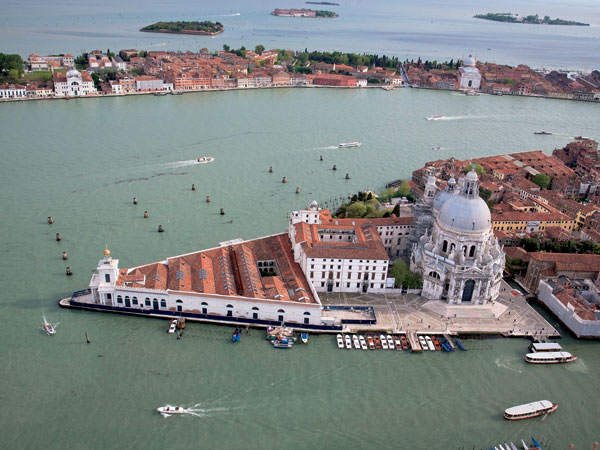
[408,331,422,352]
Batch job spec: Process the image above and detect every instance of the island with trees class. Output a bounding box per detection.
[140,21,224,35]
[474,13,589,26]
[271,8,338,18]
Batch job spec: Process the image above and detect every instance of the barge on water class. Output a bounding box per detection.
[504,400,557,420]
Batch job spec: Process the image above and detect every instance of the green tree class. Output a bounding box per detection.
[463,164,486,177]
[0,53,24,78]
[532,173,551,189]
[255,45,265,55]
[222,44,230,52]
[346,202,367,218]
[90,72,101,90]
[390,259,422,289]
[392,204,401,216]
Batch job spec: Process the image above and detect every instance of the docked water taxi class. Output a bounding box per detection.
[525,351,577,364]
[504,400,557,420]
[528,342,562,353]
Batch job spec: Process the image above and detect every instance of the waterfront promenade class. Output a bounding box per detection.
[321,280,559,339]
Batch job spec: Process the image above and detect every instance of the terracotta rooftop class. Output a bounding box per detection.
[116,233,316,303]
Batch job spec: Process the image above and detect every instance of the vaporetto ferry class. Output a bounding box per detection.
[504,400,558,420]
[525,351,577,364]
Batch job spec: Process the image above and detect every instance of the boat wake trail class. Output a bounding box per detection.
[494,357,523,373]
[439,115,485,121]
[206,12,241,17]
[161,403,243,418]
[314,146,338,150]
[166,158,214,168]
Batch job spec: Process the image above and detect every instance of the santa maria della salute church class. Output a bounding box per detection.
[410,167,505,305]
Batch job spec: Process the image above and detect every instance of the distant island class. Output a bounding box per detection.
[474,13,589,26]
[306,1,340,5]
[140,21,225,35]
[271,8,338,18]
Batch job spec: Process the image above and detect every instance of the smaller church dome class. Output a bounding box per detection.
[463,55,476,67]
[104,248,111,257]
[67,66,81,78]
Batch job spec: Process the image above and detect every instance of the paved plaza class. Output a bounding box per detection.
[320,280,559,339]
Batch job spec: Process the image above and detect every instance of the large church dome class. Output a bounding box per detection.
[463,55,476,67]
[437,169,491,233]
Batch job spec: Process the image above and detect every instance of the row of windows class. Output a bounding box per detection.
[310,258,381,264]
[320,282,385,289]
[113,295,312,322]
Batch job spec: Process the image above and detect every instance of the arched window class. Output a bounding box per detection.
[176,299,183,312]
[450,243,455,252]
[124,296,131,307]
[145,297,151,306]
[201,302,208,315]
[469,245,476,257]
[303,311,311,325]
[428,271,440,280]
[117,295,123,304]
[226,304,233,317]
[160,299,166,308]
[442,240,448,253]
[277,309,285,322]
[462,245,467,256]
[252,306,259,320]
[132,296,138,305]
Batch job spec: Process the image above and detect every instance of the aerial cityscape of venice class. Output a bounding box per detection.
[1,1,599,449]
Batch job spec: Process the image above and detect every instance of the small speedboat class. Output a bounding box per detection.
[374,336,382,349]
[380,334,389,350]
[418,335,428,351]
[352,334,360,349]
[426,114,443,121]
[534,131,552,135]
[157,405,185,415]
[196,156,215,163]
[232,330,241,342]
[344,334,352,349]
[272,338,293,348]
[393,336,402,351]
[367,335,375,350]
[400,335,409,350]
[168,319,177,334]
[574,136,589,140]
[456,339,467,351]
[338,142,361,148]
[300,332,308,344]
[42,315,56,336]
[336,334,344,349]
[386,335,394,350]
[425,336,435,351]
[432,336,441,351]
[359,335,368,350]
[431,146,441,150]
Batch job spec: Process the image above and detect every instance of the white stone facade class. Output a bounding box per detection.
[88,256,322,325]
[54,68,96,97]
[411,170,505,304]
[0,84,26,99]
[459,55,481,90]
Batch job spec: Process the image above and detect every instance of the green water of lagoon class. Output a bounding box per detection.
[1,88,599,449]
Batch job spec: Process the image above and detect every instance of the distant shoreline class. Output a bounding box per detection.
[474,13,589,26]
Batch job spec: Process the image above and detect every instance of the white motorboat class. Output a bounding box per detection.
[168,319,177,334]
[425,335,435,351]
[386,335,394,350]
[300,332,308,344]
[359,335,368,350]
[157,405,186,416]
[380,334,389,350]
[42,314,57,336]
[352,335,360,349]
[336,334,344,349]
[338,142,361,148]
[393,336,402,350]
[344,334,352,349]
[196,156,215,163]
[426,114,443,121]
[418,335,428,350]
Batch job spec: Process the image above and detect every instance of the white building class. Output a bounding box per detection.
[0,84,27,100]
[109,80,123,94]
[289,202,413,293]
[53,67,96,97]
[411,169,505,304]
[135,76,164,92]
[81,234,325,328]
[459,55,481,90]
